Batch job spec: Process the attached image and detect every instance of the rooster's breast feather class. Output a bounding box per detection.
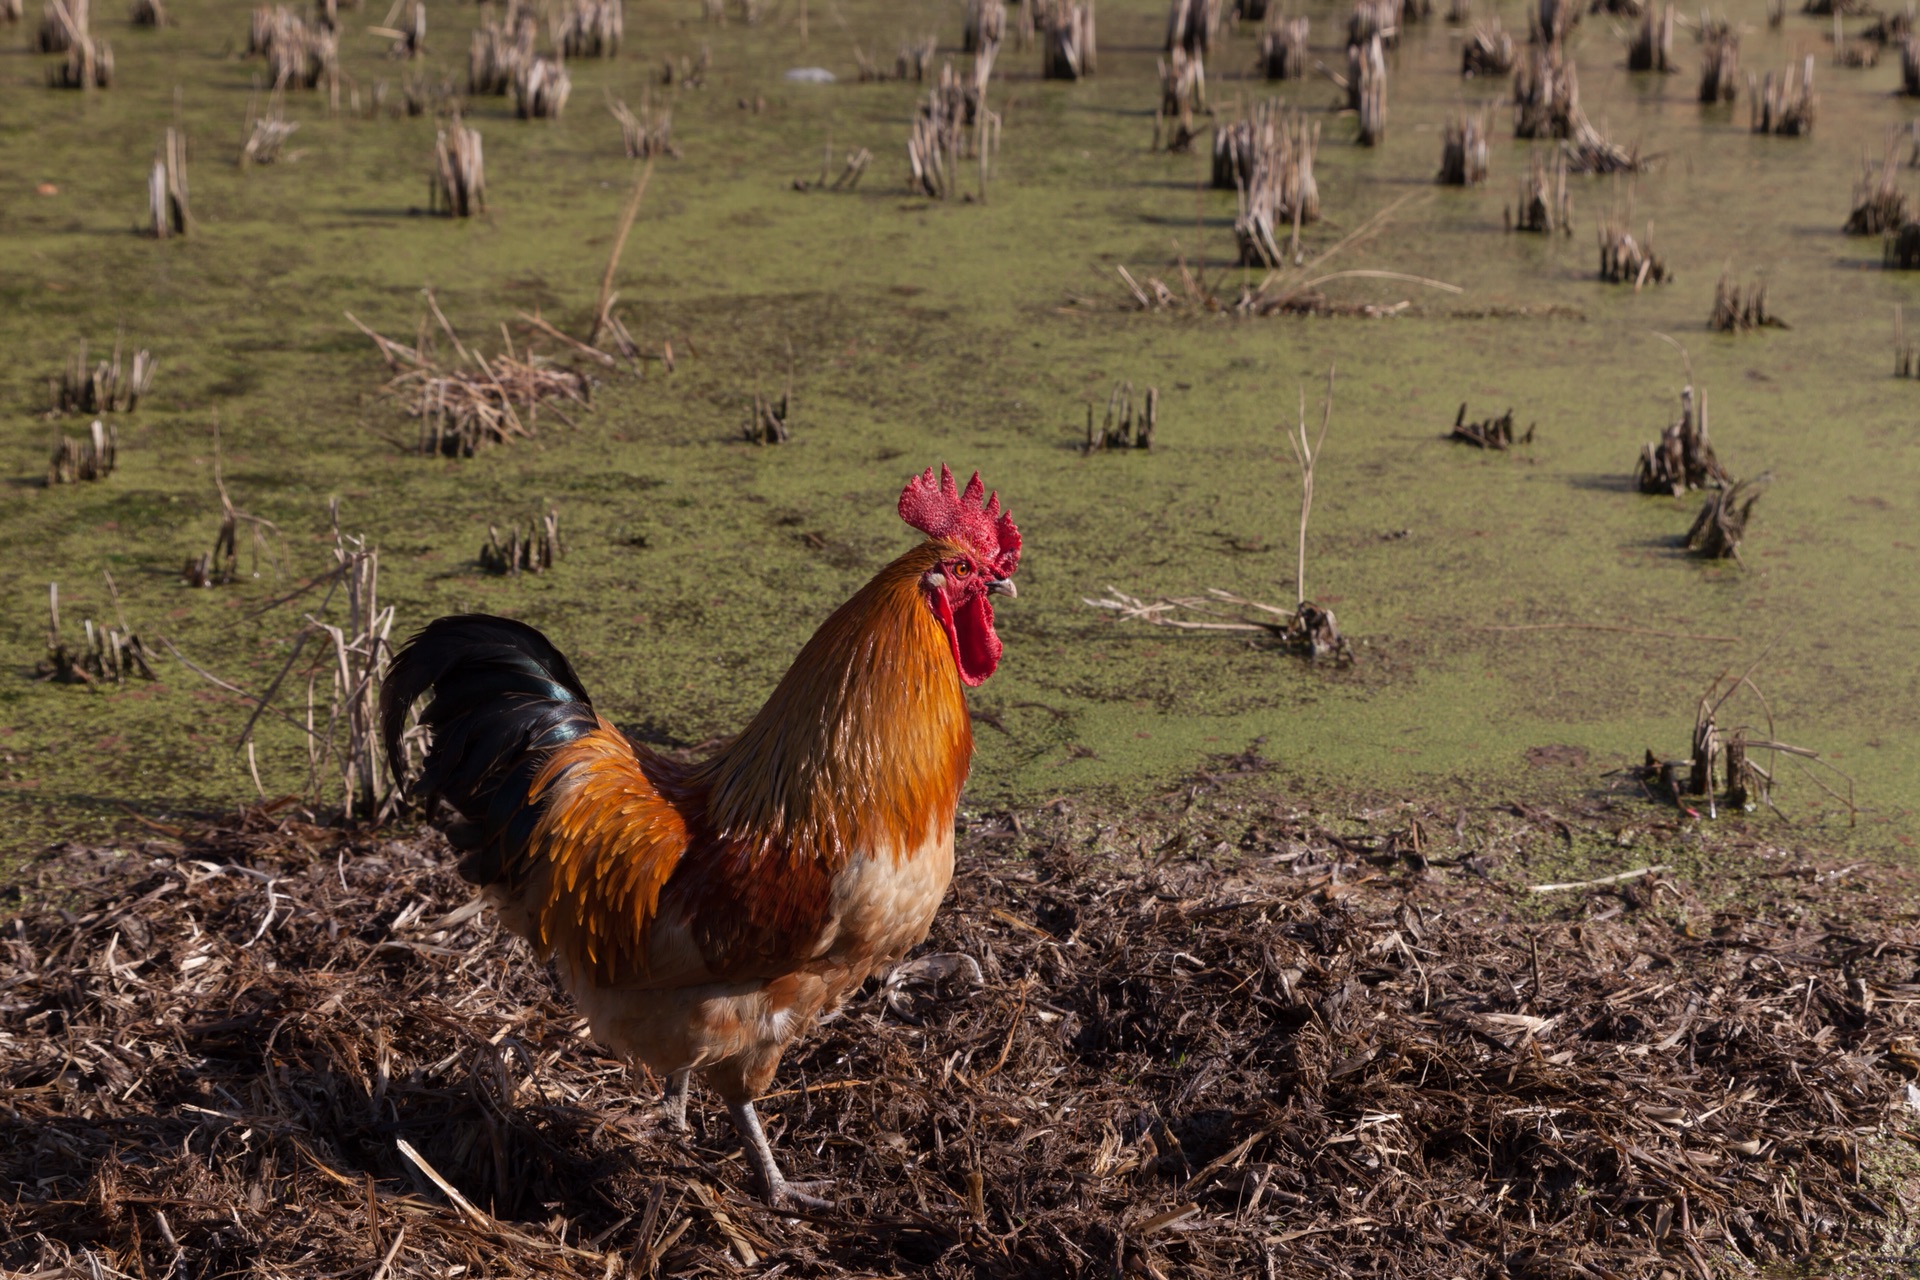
[507,717,843,988]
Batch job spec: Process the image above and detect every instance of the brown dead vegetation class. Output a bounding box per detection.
[1710,271,1784,331]
[1700,23,1740,101]
[1506,147,1572,233]
[346,291,594,457]
[6,763,1911,1275]
[1461,15,1514,75]
[1750,56,1815,135]
[1448,403,1533,447]
[1635,383,1727,495]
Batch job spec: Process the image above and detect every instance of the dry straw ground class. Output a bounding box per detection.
[3,770,1916,1278]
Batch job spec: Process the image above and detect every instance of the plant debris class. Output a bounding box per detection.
[1598,206,1669,285]
[608,88,678,159]
[481,507,563,576]
[1700,22,1740,101]
[1845,132,1908,234]
[147,126,189,237]
[6,773,1911,1277]
[1261,11,1308,79]
[35,577,154,684]
[47,418,118,484]
[1626,0,1675,71]
[429,113,485,217]
[1448,403,1532,447]
[1042,0,1095,79]
[1461,15,1514,75]
[1710,271,1785,331]
[1636,383,1727,494]
[1506,147,1572,233]
[346,292,593,456]
[1750,56,1815,135]
[1686,473,1768,560]
[1436,109,1488,185]
[1084,381,1157,452]
[50,334,155,414]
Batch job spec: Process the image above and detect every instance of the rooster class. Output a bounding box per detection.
[379,465,1020,1208]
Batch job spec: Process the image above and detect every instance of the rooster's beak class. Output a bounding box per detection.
[986,577,1017,599]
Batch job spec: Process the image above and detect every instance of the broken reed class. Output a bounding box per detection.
[240,86,298,166]
[1905,35,1920,94]
[148,127,189,237]
[1887,221,1920,268]
[1351,33,1387,146]
[743,388,792,443]
[1448,404,1532,448]
[1598,207,1668,285]
[1461,17,1513,75]
[1042,1,1095,79]
[908,61,999,201]
[1506,147,1571,233]
[429,114,485,216]
[1635,384,1726,494]
[1750,56,1815,134]
[1158,45,1206,124]
[1626,2,1675,72]
[515,55,571,118]
[1437,109,1488,185]
[1709,272,1783,331]
[608,90,677,159]
[1513,41,1576,138]
[1844,131,1908,234]
[1084,382,1157,452]
[468,1,535,94]
[554,0,619,57]
[1348,0,1402,49]
[1261,13,1307,79]
[347,295,592,457]
[963,0,1004,52]
[1514,40,1642,171]
[128,0,162,26]
[1214,103,1320,265]
[42,0,112,87]
[37,580,155,685]
[480,508,562,575]
[1165,0,1219,54]
[249,4,339,93]
[1686,474,1766,560]
[51,335,155,414]
[1699,25,1739,102]
[48,419,118,485]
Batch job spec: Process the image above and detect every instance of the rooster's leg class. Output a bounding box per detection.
[726,1100,835,1212]
[661,1070,690,1132]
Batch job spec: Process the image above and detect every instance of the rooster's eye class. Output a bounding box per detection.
[952,561,971,578]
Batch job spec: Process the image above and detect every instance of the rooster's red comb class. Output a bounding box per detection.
[898,464,1021,577]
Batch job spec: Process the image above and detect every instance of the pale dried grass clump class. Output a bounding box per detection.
[468,1,536,94]
[554,0,620,57]
[608,89,678,159]
[51,335,155,413]
[1261,12,1307,78]
[514,54,572,118]
[347,291,591,456]
[1042,0,1096,78]
[1750,55,1815,134]
[1506,147,1571,232]
[1437,109,1488,184]
[429,114,485,216]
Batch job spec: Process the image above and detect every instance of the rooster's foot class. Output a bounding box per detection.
[764,1177,836,1213]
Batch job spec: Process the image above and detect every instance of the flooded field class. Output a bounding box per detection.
[2,0,1917,851]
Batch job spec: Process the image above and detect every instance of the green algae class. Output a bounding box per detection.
[1,0,1917,856]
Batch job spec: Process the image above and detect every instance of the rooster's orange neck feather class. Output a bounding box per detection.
[693,538,974,870]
